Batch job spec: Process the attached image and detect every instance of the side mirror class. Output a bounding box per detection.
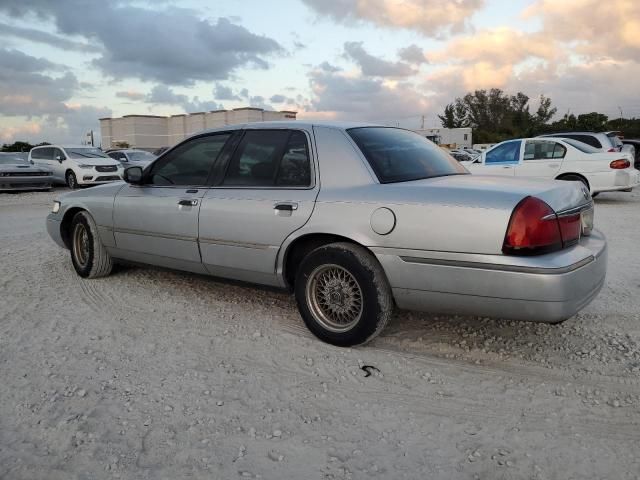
[123,166,143,185]
[56,155,65,163]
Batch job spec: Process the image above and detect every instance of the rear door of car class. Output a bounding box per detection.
[514,139,565,179]
[198,128,318,286]
[112,131,234,272]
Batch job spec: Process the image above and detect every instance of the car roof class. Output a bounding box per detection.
[31,144,96,149]
[194,120,382,137]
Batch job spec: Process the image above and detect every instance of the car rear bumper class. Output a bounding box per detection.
[374,230,607,323]
[588,169,640,193]
[0,175,52,190]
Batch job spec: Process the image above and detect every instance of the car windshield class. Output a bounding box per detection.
[0,155,28,165]
[562,138,601,153]
[66,148,110,159]
[347,127,468,183]
[128,151,155,162]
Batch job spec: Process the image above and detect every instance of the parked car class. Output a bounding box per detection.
[0,152,53,191]
[47,122,606,346]
[29,145,123,189]
[462,137,639,196]
[106,149,156,167]
[621,139,640,169]
[449,149,479,161]
[539,131,633,155]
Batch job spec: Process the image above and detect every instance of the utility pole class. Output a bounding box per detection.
[421,115,425,129]
[618,106,623,124]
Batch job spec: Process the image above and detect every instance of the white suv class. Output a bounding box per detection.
[29,145,123,189]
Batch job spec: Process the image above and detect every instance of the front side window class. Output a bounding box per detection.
[524,140,565,160]
[347,127,467,183]
[108,152,126,161]
[53,148,65,160]
[485,140,521,164]
[223,130,312,187]
[148,133,231,186]
[32,147,53,160]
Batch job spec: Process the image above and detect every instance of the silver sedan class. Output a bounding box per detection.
[46,122,606,346]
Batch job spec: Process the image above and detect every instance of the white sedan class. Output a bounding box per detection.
[461,137,639,195]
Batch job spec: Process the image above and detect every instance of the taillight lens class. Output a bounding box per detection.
[557,213,581,247]
[503,197,562,255]
[610,159,630,169]
[503,197,584,255]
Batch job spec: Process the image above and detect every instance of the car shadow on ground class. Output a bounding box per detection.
[108,264,639,377]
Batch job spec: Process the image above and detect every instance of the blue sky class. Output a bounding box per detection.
[0,0,638,144]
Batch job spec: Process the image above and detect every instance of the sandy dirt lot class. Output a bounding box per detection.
[1,188,639,480]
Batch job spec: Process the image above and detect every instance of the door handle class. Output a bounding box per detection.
[548,164,559,168]
[274,202,298,211]
[178,199,198,206]
[502,165,512,169]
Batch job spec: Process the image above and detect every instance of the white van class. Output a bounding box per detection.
[29,145,123,189]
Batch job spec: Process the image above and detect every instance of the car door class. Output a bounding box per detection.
[112,132,233,272]
[52,147,68,181]
[198,128,318,286]
[32,147,58,180]
[514,139,565,179]
[474,140,521,176]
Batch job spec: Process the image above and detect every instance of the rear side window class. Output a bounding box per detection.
[347,127,467,183]
[223,130,312,187]
[485,140,521,164]
[524,140,566,160]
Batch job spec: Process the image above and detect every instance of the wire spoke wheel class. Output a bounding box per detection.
[305,264,363,332]
[72,223,90,268]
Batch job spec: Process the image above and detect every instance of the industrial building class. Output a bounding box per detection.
[99,107,297,150]
[412,127,472,148]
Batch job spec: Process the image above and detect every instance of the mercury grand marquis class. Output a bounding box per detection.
[47,122,607,346]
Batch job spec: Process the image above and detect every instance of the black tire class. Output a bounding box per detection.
[70,211,113,278]
[66,170,78,189]
[294,242,393,347]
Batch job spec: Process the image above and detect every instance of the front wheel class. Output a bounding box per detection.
[66,170,78,189]
[70,211,113,278]
[294,242,393,347]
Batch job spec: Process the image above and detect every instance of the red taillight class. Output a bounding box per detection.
[503,197,562,255]
[557,213,581,247]
[610,159,630,169]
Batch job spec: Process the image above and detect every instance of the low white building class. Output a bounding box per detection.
[412,127,472,148]
[100,107,297,150]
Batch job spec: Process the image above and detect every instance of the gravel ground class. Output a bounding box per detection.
[1,188,639,480]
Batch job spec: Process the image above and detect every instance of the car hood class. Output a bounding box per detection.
[0,164,52,173]
[400,174,591,213]
[69,157,121,167]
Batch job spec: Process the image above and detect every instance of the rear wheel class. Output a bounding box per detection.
[70,211,113,278]
[66,170,78,189]
[294,242,393,347]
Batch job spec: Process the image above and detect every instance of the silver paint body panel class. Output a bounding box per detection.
[47,121,607,323]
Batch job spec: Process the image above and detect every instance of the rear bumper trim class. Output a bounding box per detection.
[399,255,594,275]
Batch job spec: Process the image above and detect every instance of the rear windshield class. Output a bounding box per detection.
[347,127,468,183]
[562,138,600,153]
[66,148,110,159]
